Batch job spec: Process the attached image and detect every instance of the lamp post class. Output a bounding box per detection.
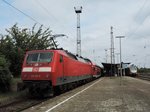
[116,36,125,77]
[115,53,120,76]
[104,49,108,63]
[115,53,120,63]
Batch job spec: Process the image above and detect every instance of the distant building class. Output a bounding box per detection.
[102,62,130,76]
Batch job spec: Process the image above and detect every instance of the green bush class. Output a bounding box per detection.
[138,68,150,73]
[0,55,12,92]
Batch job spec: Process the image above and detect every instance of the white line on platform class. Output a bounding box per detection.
[45,78,103,112]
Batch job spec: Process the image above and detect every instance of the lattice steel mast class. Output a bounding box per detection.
[74,6,82,56]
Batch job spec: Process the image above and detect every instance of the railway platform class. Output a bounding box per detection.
[23,77,150,112]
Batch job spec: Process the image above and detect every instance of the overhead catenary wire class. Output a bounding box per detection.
[125,0,149,58]
[34,0,76,44]
[134,0,148,21]
[2,0,48,29]
[2,0,77,53]
[35,0,76,34]
[2,0,71,43]
[34,0,67,34]
[34,0,70,33]
[36,0,60,23]
[2,0,72,51]
[126,0,148,37]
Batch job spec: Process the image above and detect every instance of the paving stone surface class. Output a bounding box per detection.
[23,77,150,112]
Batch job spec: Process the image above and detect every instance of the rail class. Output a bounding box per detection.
[0,96,48,112]
[138,73,150,81]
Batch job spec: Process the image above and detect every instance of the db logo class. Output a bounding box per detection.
[33,67,39,72]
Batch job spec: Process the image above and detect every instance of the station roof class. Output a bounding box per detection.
[102,62,130,69]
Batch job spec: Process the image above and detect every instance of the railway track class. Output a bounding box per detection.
[0,96,48,112]
[0,81,87,112]
[138,73,150,81]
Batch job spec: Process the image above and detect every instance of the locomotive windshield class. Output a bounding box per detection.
[26,52,53,63]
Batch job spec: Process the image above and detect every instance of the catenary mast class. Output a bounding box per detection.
[74,6,82,56]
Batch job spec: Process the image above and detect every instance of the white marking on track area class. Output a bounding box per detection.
[45,78,103,112]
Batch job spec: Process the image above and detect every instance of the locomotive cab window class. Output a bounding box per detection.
[27,52,53,63]
[27,53,38,63]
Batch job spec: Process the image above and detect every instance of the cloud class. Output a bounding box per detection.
[134,1,150,25]
[1,0,150,67]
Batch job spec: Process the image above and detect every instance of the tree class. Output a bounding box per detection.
[0,24,57,77]
[138,68,150,73]
[0,54,12,92]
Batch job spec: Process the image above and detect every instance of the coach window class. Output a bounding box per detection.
[60,55,63,63]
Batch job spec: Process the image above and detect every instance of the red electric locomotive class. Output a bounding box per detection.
[95,65,101,77]
[21,49,93,96]
[92,64,102,78]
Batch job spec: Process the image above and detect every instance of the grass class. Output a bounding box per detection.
[0,77,25,102]
[11,77,22,85]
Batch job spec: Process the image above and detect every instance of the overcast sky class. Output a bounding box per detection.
[0,0,150,67]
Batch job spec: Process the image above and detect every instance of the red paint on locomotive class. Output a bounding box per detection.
[21,49,93,87]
